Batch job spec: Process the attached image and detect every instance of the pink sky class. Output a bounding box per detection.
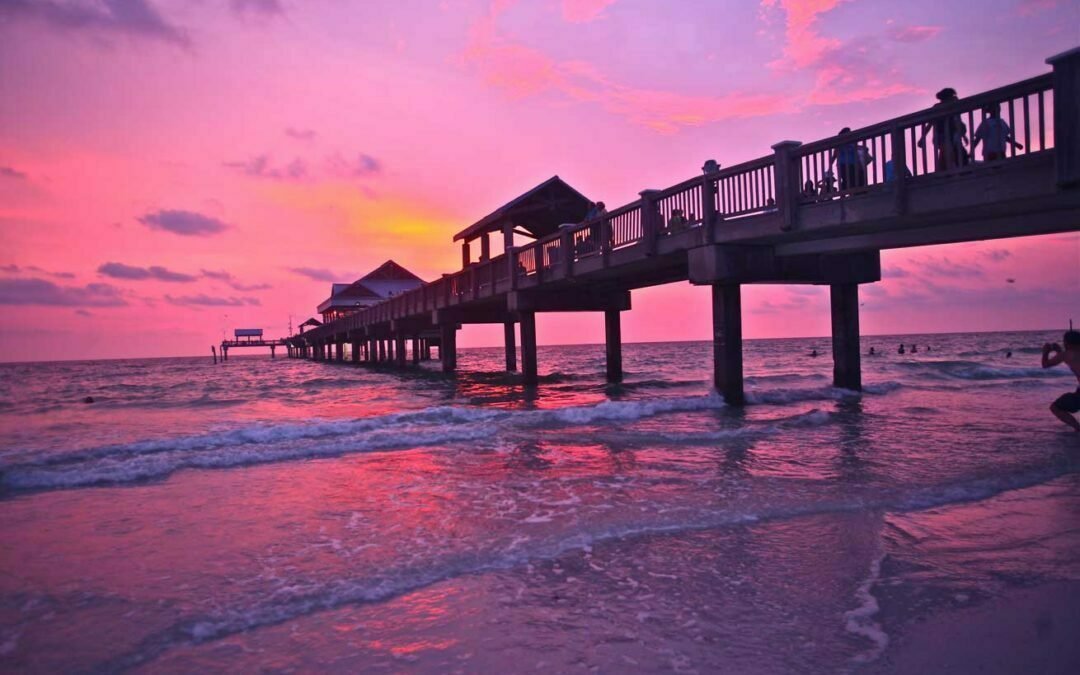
[0,0,1077,361]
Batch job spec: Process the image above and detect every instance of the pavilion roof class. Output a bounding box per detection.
[453,176,591,243]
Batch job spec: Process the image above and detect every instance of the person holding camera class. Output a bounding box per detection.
[1043,329,1080,432]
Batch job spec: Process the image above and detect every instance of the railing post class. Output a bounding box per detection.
[639,189,661,255]
[701,173,718,244]
[890,124,908,215]
[599,215,612,267]
[471,266,479,300]
[560,226,573,277]
[508,247,519,290]
[1048,46,1080,187]
[771,141,802,232]
[461,241,471,269]
[534,243,544,283]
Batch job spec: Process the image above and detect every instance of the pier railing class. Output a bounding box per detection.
[304,69,1064,342]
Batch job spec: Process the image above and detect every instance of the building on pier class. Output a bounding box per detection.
[316,261,426,323]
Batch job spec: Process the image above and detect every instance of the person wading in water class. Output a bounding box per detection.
[1043,329,1080,432]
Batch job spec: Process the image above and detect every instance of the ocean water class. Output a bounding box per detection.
[1,330,1078,673]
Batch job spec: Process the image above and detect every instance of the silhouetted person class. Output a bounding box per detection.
[972,103,1022,161]
[1043,331,1080,432]
[818,170,837,195]
[831,127,871,191]
[926,345,931,352]
[802,179,817,198]
[884,159,912,182]
[1006,350,1013,358]
[668,208,688,232]
[810,348,819,357]
[898,344,905,355]
[869,346,876,356]
[918,88,969,171]
[911,344,918,353]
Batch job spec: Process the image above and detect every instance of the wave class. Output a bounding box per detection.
[0,383,904,494]
[894,359,1066,381]
[96,458,1078,671]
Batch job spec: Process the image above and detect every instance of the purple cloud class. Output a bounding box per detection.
[327,152,382,178]
[200,269,272,291]
[165,294,261,307]
[231,0,284,16]
[288,267,345,282]
[1,166,28,180]
[224,155,308,181]
[138,209,229,236]
[2,264,75,279]
[75,309,93,317]
[285,127,317,141]
[0,0,190,47]
[98,262,197,282]
[0,278,127,307]
[888,25,943,43]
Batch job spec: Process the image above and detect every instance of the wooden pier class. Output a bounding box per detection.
[287,48,1080,404]
[219,329,289,360]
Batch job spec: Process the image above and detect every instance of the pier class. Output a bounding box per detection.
[219,329,288,360]
[287,48,1080,404]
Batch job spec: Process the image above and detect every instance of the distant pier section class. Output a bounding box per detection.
[218,328,288,361]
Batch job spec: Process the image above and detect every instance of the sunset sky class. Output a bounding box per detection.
[1,0,1078,361]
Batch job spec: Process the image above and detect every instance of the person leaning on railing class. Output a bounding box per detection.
[918,87,970,171]
[971,103,1023,161]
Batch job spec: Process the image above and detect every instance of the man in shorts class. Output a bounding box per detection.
[1042,330,1080,432]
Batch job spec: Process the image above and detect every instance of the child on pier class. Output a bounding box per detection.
[1043,330,1080,432]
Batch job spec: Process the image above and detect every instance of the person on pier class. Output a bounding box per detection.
[1043,331,1080,432]
[971,103,1023,161]
[667,208,688,233]
[918,88,969,171]
[830,128,871,191]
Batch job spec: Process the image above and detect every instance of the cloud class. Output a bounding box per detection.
[561,0,617,22]
[326,153,382,178]
[463,6,790,133]
[0,278,127,307]
[909,256,985,279]
[165,294,261,307]
[289,267,346,282]
[981,249,1011,263]
[0,0,190,47]
[200,269,272,291]
[285,127,316,141]
[98,262,197,282]
[138,209,229,236]
[231,0,284,15]
[74,309,93,317]
[881,266,910,278]
[1017,0,1059,16]
[887,25,943,43]
[0,166,28,180]
[760,1,920,106]
[2,264,75,279]
[224,155,308,181]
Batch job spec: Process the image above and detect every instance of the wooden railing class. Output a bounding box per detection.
[796,74,1054,203]
[302,71,1062,342]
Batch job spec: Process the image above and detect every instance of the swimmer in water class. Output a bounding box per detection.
[1043,330,1080,432]
[911,344,918,353]
[869,347,876,356]
[810,348,819,357]
[898,344,905,355]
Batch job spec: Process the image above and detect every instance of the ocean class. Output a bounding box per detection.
[1,330,1078,673]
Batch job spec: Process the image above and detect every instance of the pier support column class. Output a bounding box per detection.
[335,341,344,362]
[412,337,421,365]
[504,321,517,371]
[378,339,387,362]
[424,339,432,360]
[830,283,862,391]
[223,347,228,362]
[520,311,538,385]
[440,325,457,372]
[271,345,276,359]
[395,335,407,368]
[351,338,361,363]
[604,310,623,383]
[711,284,744,405]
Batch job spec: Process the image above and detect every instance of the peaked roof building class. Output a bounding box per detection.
[316,260,425,322]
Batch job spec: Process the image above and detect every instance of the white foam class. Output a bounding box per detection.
[845,550,889,664]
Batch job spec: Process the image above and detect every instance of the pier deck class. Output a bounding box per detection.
[288,48,1080,403]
